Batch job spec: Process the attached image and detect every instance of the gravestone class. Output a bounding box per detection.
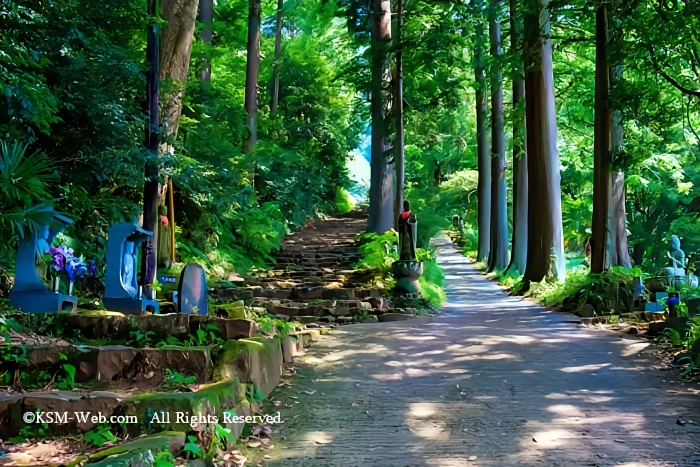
[103,222,159,314]
[177,262,208,315]
[452,215,460,229]
[9,207,77,313]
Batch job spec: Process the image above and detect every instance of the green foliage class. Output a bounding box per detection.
[662,328,683,347]
[417,249,446,308]
[84,424,117,447]
[163,369,197,389]
[250,312,295,338]
[335,189,355,214]
[183,434,202,459]
[355,231,399,288]
[525,266,641,313]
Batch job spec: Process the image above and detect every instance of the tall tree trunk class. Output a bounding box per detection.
[487,0,509,272]
[522,0,566,287]
[199,0,213,82]
[244,0,261,175]
[393,0,405,228]
[141,0,161,293]
[506,0,528,276]
[367,0,394,234]
[591,0,611,274]
[474,0,491,262]
[160,0,200,152]
[606,3,632,268]
[270,0,283,115]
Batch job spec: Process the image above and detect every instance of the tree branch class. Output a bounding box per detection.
[649,45,700,98]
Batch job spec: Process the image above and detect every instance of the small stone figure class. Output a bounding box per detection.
[122,241,138,297]
[393,201,423,294]
[157,205,173,269]
[397,201,417,261]
[663,235,686,276]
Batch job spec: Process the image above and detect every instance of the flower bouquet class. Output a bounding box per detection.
[45,243,97,295]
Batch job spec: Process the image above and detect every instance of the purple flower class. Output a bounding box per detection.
[87,259,97,277]
[50,252,65,271]
[50,244,74,259]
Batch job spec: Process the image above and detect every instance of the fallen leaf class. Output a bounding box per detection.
[532,437,538,443]
[614,439,625,444]
[315,439,331,444]
[302,389,317,395]
[469,456,477,461]
[264,455,272,459]
[248,441,262,448]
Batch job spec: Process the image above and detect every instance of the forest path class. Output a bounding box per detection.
[259,235,700,466]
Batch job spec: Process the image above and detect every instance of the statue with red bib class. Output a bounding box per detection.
[397,201,417,261]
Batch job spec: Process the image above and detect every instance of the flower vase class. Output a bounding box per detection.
[68,281,74,296]
[53,276,61,293]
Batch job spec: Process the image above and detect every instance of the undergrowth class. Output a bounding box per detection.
[355,231,446,308]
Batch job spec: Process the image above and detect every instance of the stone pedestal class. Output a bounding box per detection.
[392,261,424,294]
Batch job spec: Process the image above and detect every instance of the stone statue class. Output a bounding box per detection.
[122,241,137,297]
[663,235,686,276]
[393,201,423,294]
[645,235,699,291]
[397,201,417,261]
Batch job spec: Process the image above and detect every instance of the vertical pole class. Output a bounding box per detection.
[168,179,176,264]
[141,0,160,295]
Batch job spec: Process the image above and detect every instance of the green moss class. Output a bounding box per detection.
[123,379,247,434]
[86,431,185,466]
[216,301,247,320]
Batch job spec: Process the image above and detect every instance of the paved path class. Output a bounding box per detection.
[262,236,700,466]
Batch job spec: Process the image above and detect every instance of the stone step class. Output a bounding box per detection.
[14,311,259,344]
[0,337,284,439]
[19,343,212,385]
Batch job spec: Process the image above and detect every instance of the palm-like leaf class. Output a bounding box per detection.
[0,140,59,239]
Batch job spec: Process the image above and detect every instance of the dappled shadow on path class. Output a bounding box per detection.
[260,235,700,466]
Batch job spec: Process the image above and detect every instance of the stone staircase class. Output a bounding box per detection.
[213,210,413,325]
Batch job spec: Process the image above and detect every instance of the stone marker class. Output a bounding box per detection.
[9,207,77,313]
[178,262,208,315]
[103,222,159,314]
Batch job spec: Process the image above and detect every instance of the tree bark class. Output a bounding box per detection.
[244,0,261,159]
[506,0,528,276]
[606,3,632,268]
[270,0,283,115]
[522,0,566,287]
[487,1,509,272]
[160,0,200,148]
[591,0,611,274]
[474,0,491,262]
[367,0,394,234]
[393,0,405,228]
[199,0,213,82]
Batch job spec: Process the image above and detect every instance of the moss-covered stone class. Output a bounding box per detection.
[213,337,283,397]
[85,431,185,466]
[215,300,247,319]
[122,378,247,435]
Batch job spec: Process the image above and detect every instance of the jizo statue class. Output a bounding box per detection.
[397,200,417,261]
